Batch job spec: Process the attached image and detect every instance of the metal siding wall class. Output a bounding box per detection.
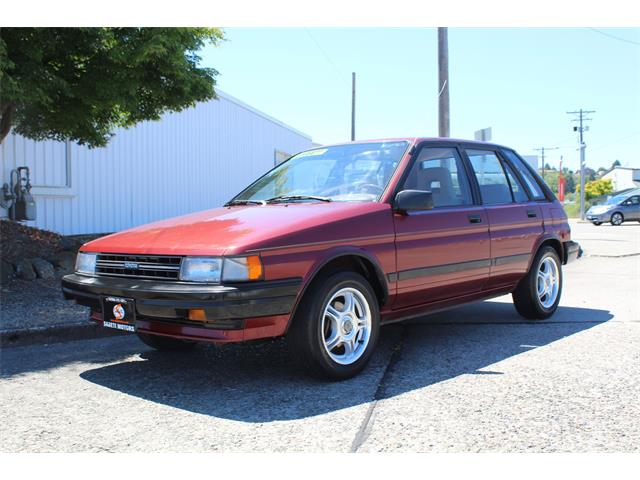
[1,94,312,235]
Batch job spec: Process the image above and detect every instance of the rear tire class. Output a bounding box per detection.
[512,246,562,320]
[287,271,380,380]
[136,332,196,351]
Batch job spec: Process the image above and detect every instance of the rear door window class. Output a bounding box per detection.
[466,149,513,205]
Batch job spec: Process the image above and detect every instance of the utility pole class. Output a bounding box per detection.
[438,27,450,137]
[567,109,595,220]
[351,72,356,141]
[533,146,559,179]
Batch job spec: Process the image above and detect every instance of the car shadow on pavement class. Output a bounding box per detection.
[0,335,146,378]
[78,302,613,422]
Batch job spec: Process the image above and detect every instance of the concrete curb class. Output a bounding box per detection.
[1,322,126,348]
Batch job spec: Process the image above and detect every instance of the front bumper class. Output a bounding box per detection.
[62,274,301,342]
[586,210,611,222]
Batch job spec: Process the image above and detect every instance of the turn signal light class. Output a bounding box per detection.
[246,255,263,281]
[188,309,207,322]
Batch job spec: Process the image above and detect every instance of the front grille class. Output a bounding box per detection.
[96,254,182,280]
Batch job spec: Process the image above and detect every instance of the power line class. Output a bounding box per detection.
[303,28,349,86]
[303,28,354,141]
[591,131,640,151]
[587,28,640,46]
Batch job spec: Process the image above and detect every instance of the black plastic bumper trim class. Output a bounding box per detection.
[61,274,302,321]
[563,241,582,264]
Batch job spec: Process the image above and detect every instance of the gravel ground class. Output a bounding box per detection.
[1,273,88,332]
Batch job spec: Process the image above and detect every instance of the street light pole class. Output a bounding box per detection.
[438,27,450,137]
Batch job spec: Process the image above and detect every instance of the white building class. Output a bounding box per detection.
[601,166,640,192]
[1,91,312,235]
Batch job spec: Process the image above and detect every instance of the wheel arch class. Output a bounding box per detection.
[531,234,564,266]
[285,249,389,333]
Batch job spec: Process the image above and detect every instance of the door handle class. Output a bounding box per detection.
[468,214,482,224]
[527,209,537,218]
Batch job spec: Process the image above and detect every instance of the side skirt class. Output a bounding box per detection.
[380,285,516,325]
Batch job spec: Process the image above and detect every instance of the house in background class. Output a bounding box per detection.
[1,91,313,235]
[601,166,640,192]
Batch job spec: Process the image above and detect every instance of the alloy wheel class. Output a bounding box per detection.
[537,256,560,309]
[321,287,372,365]
[611,213,623,226]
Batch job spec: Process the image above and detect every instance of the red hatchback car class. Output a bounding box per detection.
[62,139,581,379]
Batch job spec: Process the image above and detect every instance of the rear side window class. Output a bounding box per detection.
[401,147,473,207]
[466,150,513,205]
[502,149,546,200]
[502,161,529,203]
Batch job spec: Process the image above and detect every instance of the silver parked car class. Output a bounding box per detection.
[586,189,640,226]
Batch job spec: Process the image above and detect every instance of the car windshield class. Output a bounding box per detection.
[604,193,632,205]
[228,141,409,204]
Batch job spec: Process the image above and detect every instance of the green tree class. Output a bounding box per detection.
[576,178,614,200]
[541,170,559,194]
[585,167,596,182]
[0,28,224,147]
[611,159,621,168]
[564,173,576,193]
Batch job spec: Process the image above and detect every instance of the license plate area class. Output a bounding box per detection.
[102,296,136,332]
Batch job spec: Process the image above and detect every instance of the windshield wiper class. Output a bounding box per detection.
[224,199,267,206]
[266,195,332,204]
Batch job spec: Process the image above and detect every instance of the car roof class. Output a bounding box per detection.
[620,188,640,197]
[312,137,514,151]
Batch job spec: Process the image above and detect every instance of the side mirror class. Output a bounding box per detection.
[394,190,434,213]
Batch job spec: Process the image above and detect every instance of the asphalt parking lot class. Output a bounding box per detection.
[1,220,638,452]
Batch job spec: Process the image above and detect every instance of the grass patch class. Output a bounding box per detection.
[563,201,592,218]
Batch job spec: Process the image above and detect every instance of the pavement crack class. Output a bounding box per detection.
[350,325,406,453]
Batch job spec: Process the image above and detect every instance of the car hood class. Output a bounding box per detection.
[588,204,614,214]
[81,202,392,256]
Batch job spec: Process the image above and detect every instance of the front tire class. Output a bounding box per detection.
[512,246,562,320]
[592,221,602,226]
[288,271,380,380]
[136,332,196,351]
[611,212,624,226]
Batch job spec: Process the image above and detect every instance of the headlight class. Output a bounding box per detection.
[178,256,263,283]
[591,205,611,214]
[75,252,97,275]
[179,257,223,283]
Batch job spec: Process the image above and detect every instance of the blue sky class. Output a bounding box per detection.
[200,28,640,172]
